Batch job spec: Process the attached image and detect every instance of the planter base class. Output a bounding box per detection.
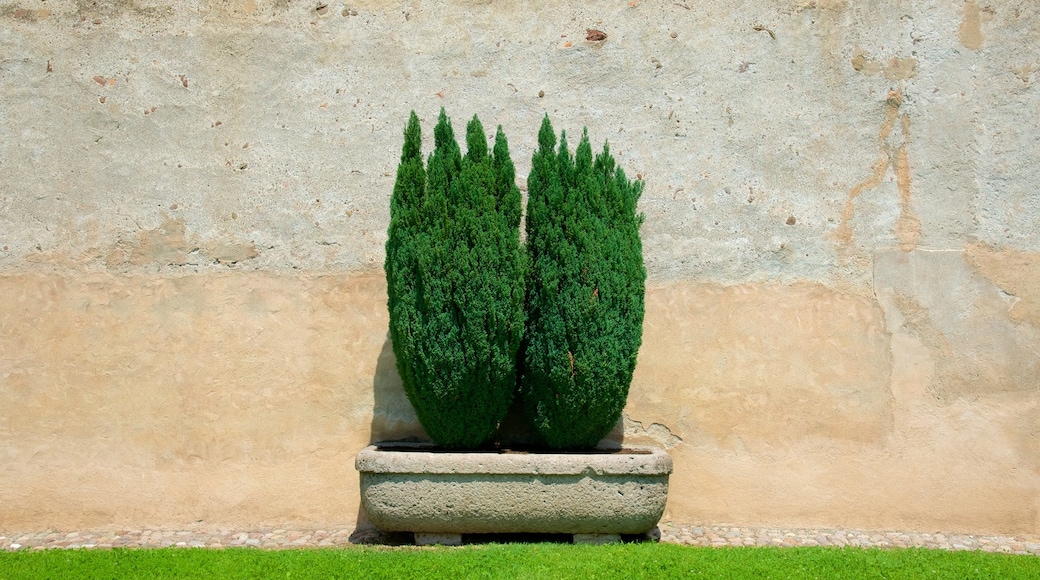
[356,443,672,535]
[414,533,462,546]
[573,533,622,545]
[414,532,624,545]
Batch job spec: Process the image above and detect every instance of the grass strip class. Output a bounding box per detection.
[2,542,1038,579]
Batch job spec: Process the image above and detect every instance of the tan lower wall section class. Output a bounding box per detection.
[0,272,381,531]
[1,263,1038,534]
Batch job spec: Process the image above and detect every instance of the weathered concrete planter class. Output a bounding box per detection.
[356,443,672,541]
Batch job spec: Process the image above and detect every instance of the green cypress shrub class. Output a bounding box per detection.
[521,116,646,449]
[385,109,525,448]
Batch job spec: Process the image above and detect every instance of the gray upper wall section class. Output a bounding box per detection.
[1,0,1037,285]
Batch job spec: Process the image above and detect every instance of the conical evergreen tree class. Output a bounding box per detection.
[385,110,525,448]
[385,111,424,399]
[521,116,646,449]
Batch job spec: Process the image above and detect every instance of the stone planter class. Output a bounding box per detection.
[356,443,672,544]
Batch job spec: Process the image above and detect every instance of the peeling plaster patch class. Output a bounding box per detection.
[889,293,958,400]
[851,49,917,80]
[107,216,258,268]
[958,0,984,50]
[128,216,197,266]
[851,50,883,75]
[631,281,893,448]
[883,57,918,81]
[623,414,682,449]
[209,240,259,264]
[964,242,1040,327]
[874,249,1040,400]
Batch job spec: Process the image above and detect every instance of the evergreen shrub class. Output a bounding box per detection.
[385,109,525,448]
[521,116,646,449]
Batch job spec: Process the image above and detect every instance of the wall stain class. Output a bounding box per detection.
[834,90,920,253]
[894,115,921,252]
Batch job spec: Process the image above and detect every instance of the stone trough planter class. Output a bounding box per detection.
[356,443,672,544]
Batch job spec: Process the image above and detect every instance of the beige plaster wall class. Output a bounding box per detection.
[0,273,383,530]
[628,266,1040,534]
[2,269,1037,534]
[1,0,1038,535]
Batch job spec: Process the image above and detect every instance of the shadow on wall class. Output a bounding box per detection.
[352,333,430,543]
[369,332,428,444]
[367,331,639,449]
[367,330,628,449]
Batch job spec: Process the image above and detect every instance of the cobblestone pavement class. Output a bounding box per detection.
[2,524,1039,555]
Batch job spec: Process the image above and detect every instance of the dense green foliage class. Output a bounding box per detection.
[3,544,1038,580]
[385,110,525,448]
[521,116,646,449]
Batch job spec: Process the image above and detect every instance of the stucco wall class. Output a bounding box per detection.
[1,0,1038,535]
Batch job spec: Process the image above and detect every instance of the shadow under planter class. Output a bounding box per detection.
[356,443,673,545]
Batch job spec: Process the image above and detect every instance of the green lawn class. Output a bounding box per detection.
[2,543,1038,579]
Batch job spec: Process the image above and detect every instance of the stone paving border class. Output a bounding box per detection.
[656,523,1040,555]
[2,523,1038,555]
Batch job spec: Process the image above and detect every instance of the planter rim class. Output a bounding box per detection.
[355,443,673,476]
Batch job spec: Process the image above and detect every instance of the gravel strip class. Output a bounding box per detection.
[657,523,1040,555]
[2,524,1038,555]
